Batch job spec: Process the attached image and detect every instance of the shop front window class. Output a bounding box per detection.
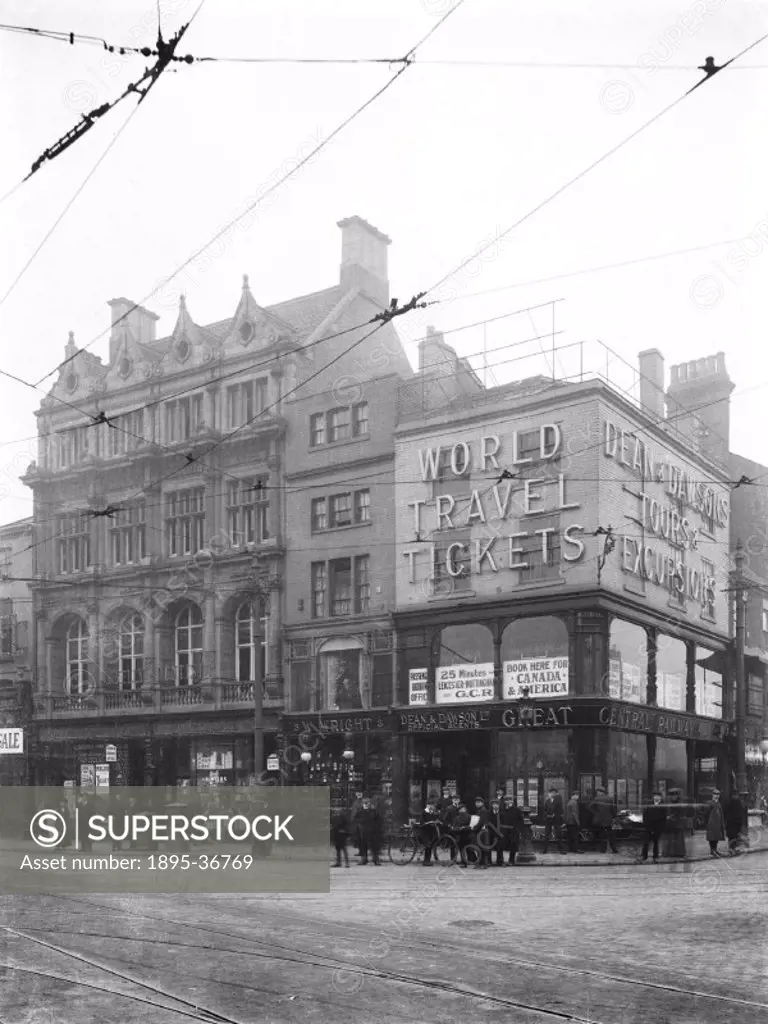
[608,619,647,704]
[501,616,569,699]
[694,646,724,719]
[436,624,494,704]
[655,737,688,798]
[656,633,687,711]
[318,644,363,710]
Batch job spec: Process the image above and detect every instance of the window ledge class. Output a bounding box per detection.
[312,521,372,535]
[309,433,370,452]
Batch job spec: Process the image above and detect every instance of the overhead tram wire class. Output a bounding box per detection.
[0,295,556,467]
[9,333,768,527]
[15,296,432,555]
[3,23,767,71]
[17,371,768,545]
[0,103,143,302]
[422,28,768,303]
[30,0,467,391]
[0,1,208,287]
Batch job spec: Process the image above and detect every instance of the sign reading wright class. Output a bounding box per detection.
[0,787,329,895]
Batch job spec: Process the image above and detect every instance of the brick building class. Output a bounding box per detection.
[24,215,408,789]
[0,517,34,784]
[667,357,768,802]
[279,218,413,809]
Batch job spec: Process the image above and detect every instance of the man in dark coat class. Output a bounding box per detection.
[589,787,618,853]
[640,792,667,863]
[330,807,350,867]
[349,789,365,854]
[440,796,462,862]
[542,787,566,854]
[354,797,383,865]
[453,803,472,867]
[486,800,504,866]
[419,803,441,866]
[725,794,745,854]
[706,790,725,857]
[435,788,453,818]
[564,792,581,853]
[471,797,492,868]
[501,798,522,865]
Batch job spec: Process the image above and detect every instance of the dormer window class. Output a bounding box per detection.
[176,338,190,362]
[239,321,255,344]
[118,356,132,379]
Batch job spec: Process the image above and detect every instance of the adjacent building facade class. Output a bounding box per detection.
[0,517,34,784]
[24,216,409,791]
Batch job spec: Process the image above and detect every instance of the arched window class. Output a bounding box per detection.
[501,616,569,699]
[66,618,89,694]
[235,601,268,683]
[436,624,494,704]
[119,613,144,690]
[175,605,203,685]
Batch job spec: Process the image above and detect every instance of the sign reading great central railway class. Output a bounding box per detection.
[394,701,730,740]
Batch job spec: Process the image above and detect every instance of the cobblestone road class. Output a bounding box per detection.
[1,855,766,1023]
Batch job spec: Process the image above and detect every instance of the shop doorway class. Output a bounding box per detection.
[408,732,492,816]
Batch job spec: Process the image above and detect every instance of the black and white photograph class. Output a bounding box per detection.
[0,1,767,1021]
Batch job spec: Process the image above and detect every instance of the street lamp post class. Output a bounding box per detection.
[300,750,311,786]
[516,689,537,864]
[342,746,354,808]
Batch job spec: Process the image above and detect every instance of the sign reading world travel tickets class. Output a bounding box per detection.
[435,663,494,704]
[503,657,569,699]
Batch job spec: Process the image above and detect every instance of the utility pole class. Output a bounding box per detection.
[733,541,748,813]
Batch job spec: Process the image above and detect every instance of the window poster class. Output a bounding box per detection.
[426,780,442,805]
[409,668,428,705]
[528,779,539,813]
[435,663,494,704]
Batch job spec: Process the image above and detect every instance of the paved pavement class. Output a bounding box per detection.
[1,853,766,1023]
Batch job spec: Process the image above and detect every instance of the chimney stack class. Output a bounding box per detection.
[337,216,390,306]
[419,325,456,373]
[666,351,734,465]
[637,348,665,422]
[107,298,159,364]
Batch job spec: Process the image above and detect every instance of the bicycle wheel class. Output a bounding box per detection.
[388,834,418,865]
[434,834,459,863]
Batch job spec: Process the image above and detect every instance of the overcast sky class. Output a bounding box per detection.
[1,0,766,525]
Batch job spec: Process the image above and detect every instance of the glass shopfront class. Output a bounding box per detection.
[656,634,687,712]
[608,619,646,703]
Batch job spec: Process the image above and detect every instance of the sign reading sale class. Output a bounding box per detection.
[0,728,23,754]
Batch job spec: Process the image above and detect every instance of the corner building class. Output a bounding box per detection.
[392,336,733,822]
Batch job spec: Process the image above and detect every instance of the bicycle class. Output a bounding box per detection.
[387,821,459,865]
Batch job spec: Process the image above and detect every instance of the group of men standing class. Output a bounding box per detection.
[330,791,384,866]
[540,787,618,854]
[419,788,524,868]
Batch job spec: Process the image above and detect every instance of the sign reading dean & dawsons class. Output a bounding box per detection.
[603,417,729,617]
